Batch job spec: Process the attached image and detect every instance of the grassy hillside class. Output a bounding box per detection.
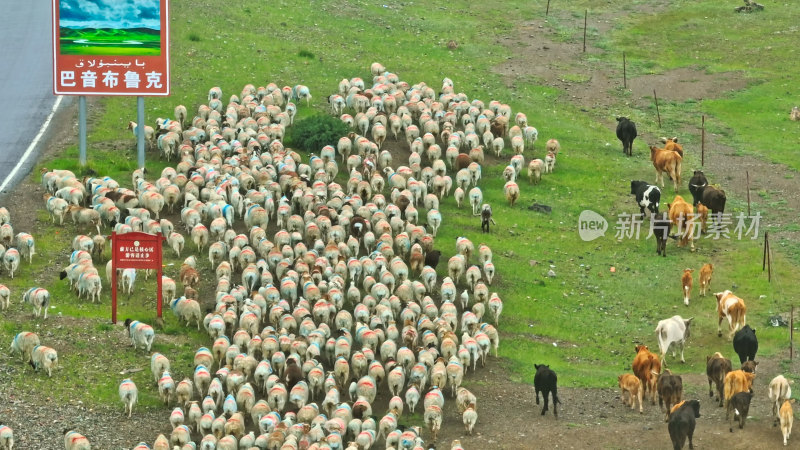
[4,0,798,407]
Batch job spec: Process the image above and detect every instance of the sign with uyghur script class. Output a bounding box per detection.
[52,0,170,96]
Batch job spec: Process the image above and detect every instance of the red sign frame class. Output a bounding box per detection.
[52,0,170,96]
[111,231,165,324]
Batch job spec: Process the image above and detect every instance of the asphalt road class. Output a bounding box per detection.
[0,1,65,193]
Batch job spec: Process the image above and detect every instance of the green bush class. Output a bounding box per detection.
[289,114,349,153]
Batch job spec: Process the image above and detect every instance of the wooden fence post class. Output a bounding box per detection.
[546,0,551,16]
[583,10,587,53]
[701,115,705,167]
[623,52,627,89]
[654,89,661,128]
[791,305,794,360]
[746,171,751,217]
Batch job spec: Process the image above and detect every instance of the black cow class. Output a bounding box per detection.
[687,170,708,206]
[728,391,753,433]
[534,364,561,417]
[657,370,684,422]
[424,249,441,269]
[630,180,661,216]
[652,212,672,257]
[699,185,727,218]
[668,399,700,450]
[616,116,637,156]
[732,325,758,364]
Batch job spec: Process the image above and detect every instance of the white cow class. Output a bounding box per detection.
[654,315,693,366]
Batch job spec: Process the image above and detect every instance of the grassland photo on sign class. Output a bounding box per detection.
[58,0,161,56]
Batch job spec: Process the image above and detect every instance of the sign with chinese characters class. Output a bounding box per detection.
[111,231,165,323]
[52,0,170,96]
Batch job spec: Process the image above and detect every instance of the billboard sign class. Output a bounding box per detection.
[52,0,170,96]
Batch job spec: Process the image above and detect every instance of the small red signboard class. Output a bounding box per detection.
[111,231,165,323]
[52,0,170,96]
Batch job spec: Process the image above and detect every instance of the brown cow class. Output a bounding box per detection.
[661,137,684,157]
[650,145,683,192]
[706,352,732,407]
[633,344,662,405]
[723,369,756,418]
[666,195,696,251]
[716,290,747,339]
[657,369,684,422]
[699,263,713,296]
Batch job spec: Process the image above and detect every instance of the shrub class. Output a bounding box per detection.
[289,115,349,154]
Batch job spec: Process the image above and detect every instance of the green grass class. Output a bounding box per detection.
[5,0,800,415]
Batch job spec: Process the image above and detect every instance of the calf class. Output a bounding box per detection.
[652,212,672,257]
[687,170,708,206]
[699,263,713,296]
[618,373,643,413]
[780,399,795,446]
[732,325,757,364]
[616,116,637,156]
[480,204,495,233]
[667,195,695,251]
[716,290,747,339]
[681,269,693,306]
[424,250,441,270]
[728,391,753,433]
[769,375,792,423]
[630,180,661,216]
[657,369,684,422]
[724,369,756,416]
[633,344,661,405]
[706,352,732,407]
[650,145,682,192]
[533,364,560,417]
[655,315,693,365]
[668,399,700,450]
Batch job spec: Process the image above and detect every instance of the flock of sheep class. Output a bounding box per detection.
[0,61,564,450]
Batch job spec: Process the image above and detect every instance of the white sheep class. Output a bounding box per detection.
[469,187,483,216]
[30,345,58,377]
[0,284,9,310]
[44,193,69,224]
[545,151,556,173]
[119,378,138,418]
[10,331,40,362]
[528,159,544,185]
[124,319,155,352]
[22,287,50,319]
[63,430,90,450]
[0,425,12,450]
[170,297,202,330]
[3,248,20,278]
[504,181,520,207]
[168,232,185,256]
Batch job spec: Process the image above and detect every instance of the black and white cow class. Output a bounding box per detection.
[688,170,708,206]
[630,180,661,216]
[616,116,637,156]
[732,325,758,365]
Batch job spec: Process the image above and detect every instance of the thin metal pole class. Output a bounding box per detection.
[79,96,87,166]
[137,96,145,170]
[583,10,587,53]
[746,171,751,217]
[623,52,627,89]
[791,305,794,360]
[701,115,705,167]
[654,89,662,128]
